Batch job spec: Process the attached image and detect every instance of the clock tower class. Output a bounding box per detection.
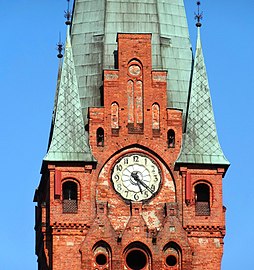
[34,1,229,270]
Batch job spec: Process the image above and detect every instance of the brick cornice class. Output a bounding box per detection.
[184,225,226,236]
[52,222,90,230]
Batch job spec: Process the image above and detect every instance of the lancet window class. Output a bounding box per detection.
[127,60,144,133]
[62,181,78,213]
[195,183,210,216]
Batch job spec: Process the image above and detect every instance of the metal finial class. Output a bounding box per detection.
[195,1,203,27]
[64,0,72,25]
[57,32,64,59]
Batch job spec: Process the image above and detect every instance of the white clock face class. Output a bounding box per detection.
[111,153,161,202]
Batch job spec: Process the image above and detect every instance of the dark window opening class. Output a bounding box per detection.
[195,183,210,216]
[97,128,104,147]
[163,242,181,269]
[126,249,147,270]
[96,253,107,265]
[62,181,77,213]
[167,129,175,148]
[166,255,177,267]
[93,241,111,267]
[113,50,118,69]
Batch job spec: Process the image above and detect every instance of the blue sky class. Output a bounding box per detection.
[0,1,253,269]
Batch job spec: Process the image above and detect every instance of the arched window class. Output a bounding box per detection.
[152,103,160,136]
[93,241,112,269]
[195,183,210,216]
[111,102,119,129]
[163,242,182,270]
[124,242,151,270]
[127,60,144,133]
[167,129,175,148]
[62,181,78,213]
[97,127,104,147]
[111,102,119,136]
[127,80,134,125]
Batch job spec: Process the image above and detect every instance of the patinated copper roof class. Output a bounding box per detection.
[44,27,94,162]
[177,27,229,166]
[45,0,229,166]
[71,0,193,124]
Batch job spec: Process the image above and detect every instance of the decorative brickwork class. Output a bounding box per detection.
[34,33,227,270]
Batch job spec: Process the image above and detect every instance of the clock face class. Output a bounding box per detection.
[111,153,161,202]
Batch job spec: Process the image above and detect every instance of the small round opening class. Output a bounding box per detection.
[96,253,107,265]
[166,255,177,267]
[126,249,147,270]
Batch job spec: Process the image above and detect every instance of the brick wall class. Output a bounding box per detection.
[35,34,225,270]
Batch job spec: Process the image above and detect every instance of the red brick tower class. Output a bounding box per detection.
[34,1,229,270]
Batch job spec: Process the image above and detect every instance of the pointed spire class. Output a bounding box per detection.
[176,19,229,166]
[44,26,95,162]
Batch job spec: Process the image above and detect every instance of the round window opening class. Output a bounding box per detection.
[96,253,107,265]
[126,249,147,270]
[166,255,177,267]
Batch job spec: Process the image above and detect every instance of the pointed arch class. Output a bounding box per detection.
[127,80,134,125]
[99,143,177,200]
[127,59,144,133]
[195,182,211,216]
[152,103,160,130]
[167,129,175,148]
[152,103,160,137]
[92,241,112,269]
[111,102,119,136]
[96,127,104,147]
[163,242,182,269]
[136,80,143,124]
[62,180,78,213]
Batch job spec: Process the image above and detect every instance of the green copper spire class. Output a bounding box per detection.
[176,26,229,166]
[71,0,193,125]
[44,26,94,162]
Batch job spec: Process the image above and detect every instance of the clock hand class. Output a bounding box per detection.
[137,179,154,194]
[131,171,139,180]
[137,181,143,194]
[131,172,154,194]
[131,172,143,193]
